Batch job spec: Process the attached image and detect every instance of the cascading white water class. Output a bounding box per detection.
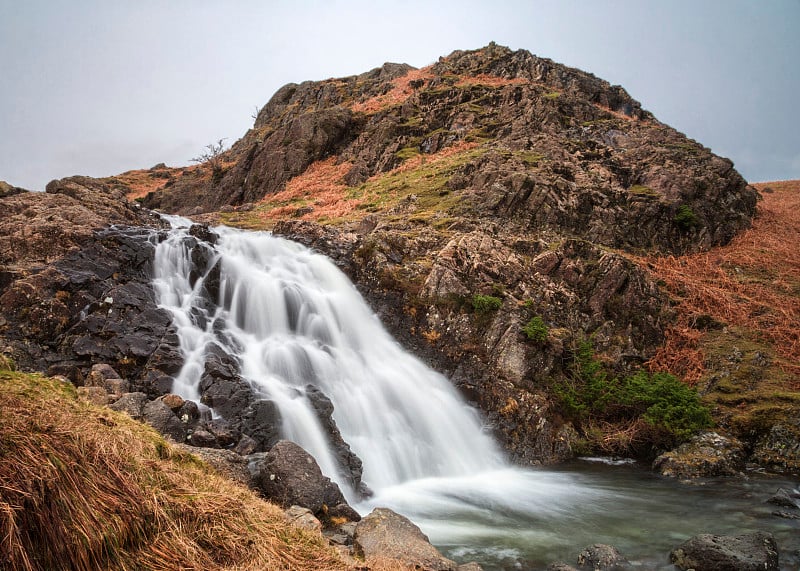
[153,218,506,499]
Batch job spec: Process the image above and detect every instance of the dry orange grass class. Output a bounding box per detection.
[639,181,800,384]
[109,169,172,200]
[0,370,353,571]
[351,66,435,114]
[455,74,528,88]
[255,158,357,223]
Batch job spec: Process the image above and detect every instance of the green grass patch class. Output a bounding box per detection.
[522,316,548,343]
[674,204,699,229]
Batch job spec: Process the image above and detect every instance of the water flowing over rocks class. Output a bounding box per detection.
[2,43,794,571]
[670,532,780,571]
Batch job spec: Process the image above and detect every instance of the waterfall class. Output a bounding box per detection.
[152,219,505,500]
[151,219,800,571]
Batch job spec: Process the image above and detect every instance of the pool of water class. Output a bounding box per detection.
[362,459,800,570]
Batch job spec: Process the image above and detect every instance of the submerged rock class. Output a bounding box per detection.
[670,532,779,571]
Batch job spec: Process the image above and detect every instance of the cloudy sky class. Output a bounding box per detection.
[1,0,798,190]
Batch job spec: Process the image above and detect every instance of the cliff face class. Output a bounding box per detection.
[4,44,782,468]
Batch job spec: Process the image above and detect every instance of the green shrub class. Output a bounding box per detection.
[522,316,548,343]
[556,340,712,448]
[471,294,502,314]
[674,204,699,229]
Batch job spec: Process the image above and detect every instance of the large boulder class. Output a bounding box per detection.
[653,432,745,479]
[247,440,349,516]
[670,532,779,571]
[353,508,457,571]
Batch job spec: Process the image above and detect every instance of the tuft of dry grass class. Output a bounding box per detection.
[637,180,800,385]
[0,369,354,571]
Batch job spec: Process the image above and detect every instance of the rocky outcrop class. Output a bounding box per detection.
[0,178,177,391]
[750,422,800,473]
[142,44,756,256]
[653,432,746,479]
[353,507,457,571]
[670,532,779,571]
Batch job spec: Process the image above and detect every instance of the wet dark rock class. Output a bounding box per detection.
[237,398,282,452]
[248,440,349,517]
[670,532,779,571]
[142,399,187,442]
[199,375,253,419]
[353,507,457,571]
[577,544,628,570]
[766,487,800,509]
[109,392,149,420]
[188,429,218,448]
[653,431,746,479]
[177,400,201,425]
[305,385,366,494]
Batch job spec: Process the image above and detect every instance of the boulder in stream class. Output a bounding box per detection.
[670,531,779,571]
[577,543,628,570]
[653,431,745,479]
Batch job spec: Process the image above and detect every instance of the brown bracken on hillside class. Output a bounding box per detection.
[640,180,800,387]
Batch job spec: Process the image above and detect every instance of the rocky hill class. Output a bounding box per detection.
[2,44,795,474]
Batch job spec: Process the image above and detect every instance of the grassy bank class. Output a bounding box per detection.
[0,365,352,571]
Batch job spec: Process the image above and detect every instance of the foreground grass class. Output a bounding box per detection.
[0,367,351,571]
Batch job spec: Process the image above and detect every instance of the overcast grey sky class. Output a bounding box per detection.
[1,0,798,190]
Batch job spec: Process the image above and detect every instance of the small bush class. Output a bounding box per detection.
[556,340,712,452]
[674,204,699,229]
[522,316,548,343]
[471,294,502,314]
